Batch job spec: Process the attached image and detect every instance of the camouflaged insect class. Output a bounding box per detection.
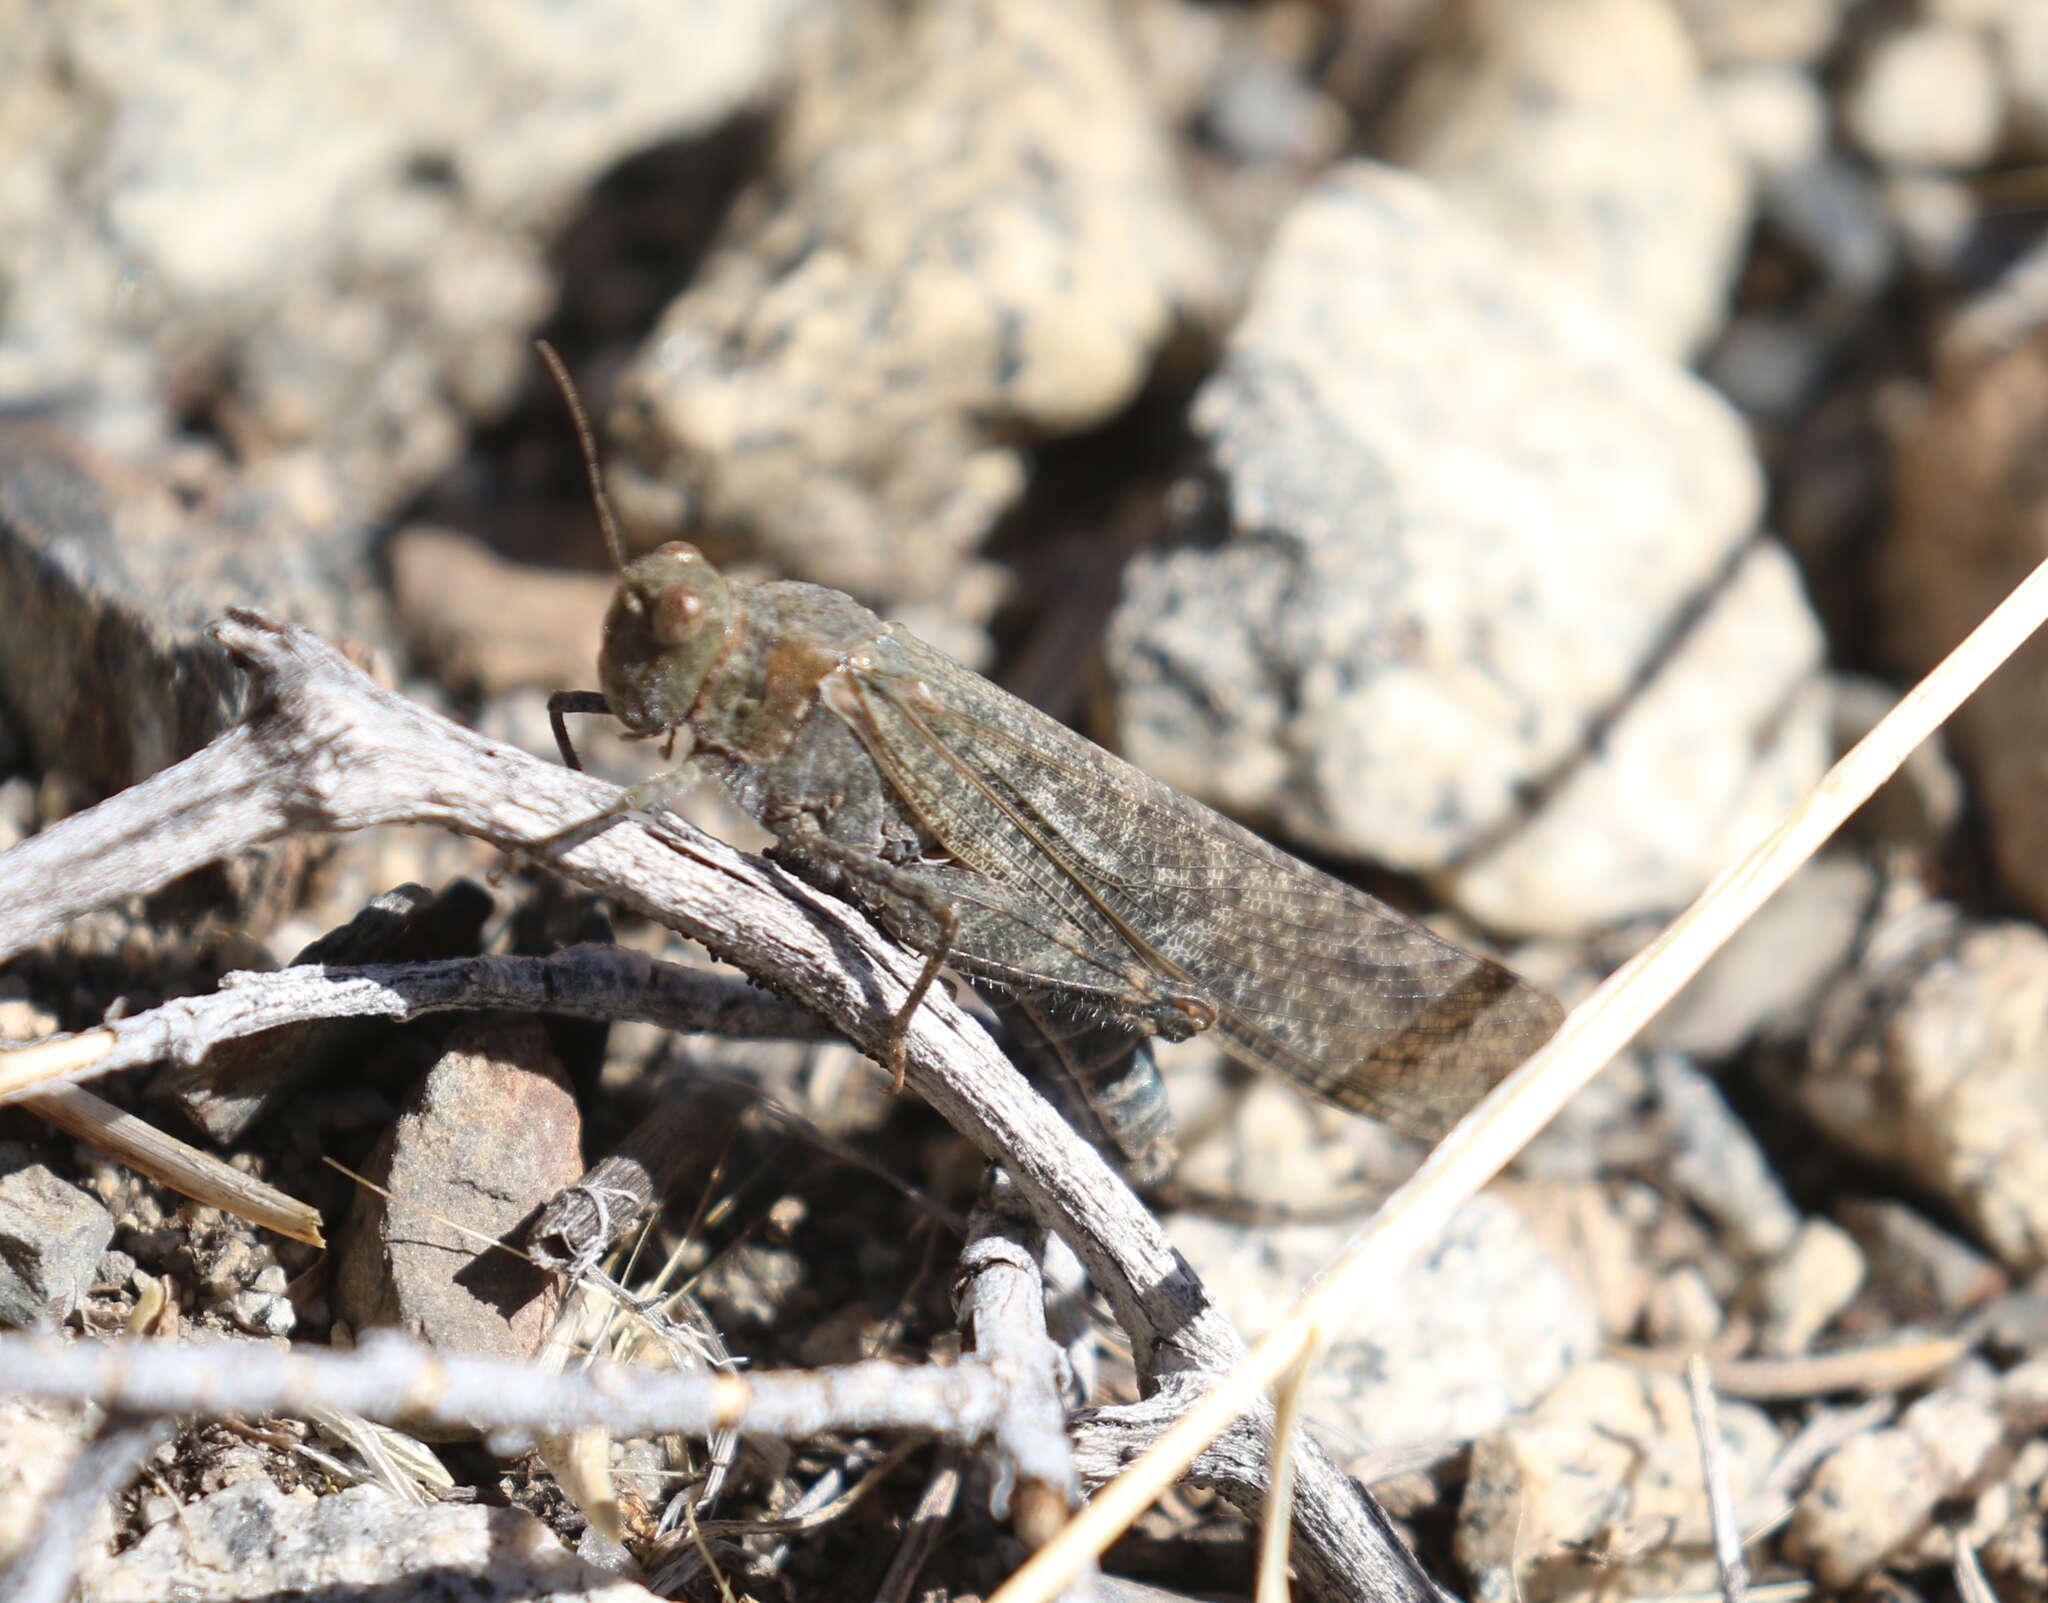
[552,539,1562,1184]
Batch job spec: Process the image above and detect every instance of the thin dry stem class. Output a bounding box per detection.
[1686,1355,1751,1603]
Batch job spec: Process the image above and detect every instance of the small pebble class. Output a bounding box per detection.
[1653,1056,1801,1258]
[1642,1264,1725,1347]
[1843,21,2003,170]
[226,1286,297,1338]
[1836,1198,2004,1319]
[1788,1382,2003,1588]
[1752,1217,1866,1355]
[1707,62,1828,176]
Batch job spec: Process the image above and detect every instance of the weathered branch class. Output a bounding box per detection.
[0,948,828,1099]
[0,1331,1005,1441]
[0,612,1442,1603]
[955,1210,1085,1555]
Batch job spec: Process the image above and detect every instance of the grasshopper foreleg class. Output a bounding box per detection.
[547,690,613,771]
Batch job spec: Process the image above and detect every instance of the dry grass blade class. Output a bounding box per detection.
[24,1084,324,1245]
[1256,1354,1312,1603]
[1952,1537,1998,1603]
[1620,1332,1969,1400]
[1686,1355,1751,1603]
[994,548,2048,1603]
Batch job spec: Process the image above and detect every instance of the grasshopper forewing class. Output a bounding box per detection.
[819,629,1564,1143]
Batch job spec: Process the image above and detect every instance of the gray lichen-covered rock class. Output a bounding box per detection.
[608,0,1225,608]
[1108,162,1824,936]
[1168,1192,1597,1453]
[0,425,358,796]
[0,1145,116,1328]
[1456,1359,1781,1603]
[1800,899,2048,1272]
[0,0,797,520]
[81,1480,658,1602]
[1381,0,1751,361]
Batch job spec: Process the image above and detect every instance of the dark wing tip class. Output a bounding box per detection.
[1316,963,1565,1143]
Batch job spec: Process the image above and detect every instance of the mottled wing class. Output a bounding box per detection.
[830,632,1563,1141]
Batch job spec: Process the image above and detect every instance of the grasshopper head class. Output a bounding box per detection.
[599,542,735,737]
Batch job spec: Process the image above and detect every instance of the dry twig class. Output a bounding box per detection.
[22,1083,323,1244]
[1685,1355,1751,1603]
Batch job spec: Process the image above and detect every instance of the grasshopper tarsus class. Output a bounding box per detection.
[883,903,959,1092]
[548,689,611,771]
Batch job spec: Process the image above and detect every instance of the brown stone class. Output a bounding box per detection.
[336,1015,583,1383]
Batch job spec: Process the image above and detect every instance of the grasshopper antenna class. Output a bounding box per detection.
[536,338,629,580]
[538,338,623,771]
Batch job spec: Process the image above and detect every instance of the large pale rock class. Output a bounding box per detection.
[0,0,797,519]
[1456,1359,1781,1603]
[1801,902,2048,1271]
[608,0,1223,610]
[1672,0,1843,64]
[1168,1192,1597,1454]
[82,1481,656,1602]
[1382,0,1751,360]
[1108,163,1824,935]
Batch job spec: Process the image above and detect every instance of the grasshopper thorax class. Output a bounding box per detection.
[598,541,735,738]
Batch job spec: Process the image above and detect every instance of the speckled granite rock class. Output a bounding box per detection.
[1382,0,1751,360]
[1457,1359,1781,1603]
[81,1480,657,1602]
[607,0,1225,610]
[1800,898,2048,1272]
[1108,162,1825,935]
[1785,1374,2007,1589]
[0,1145,115,1328]
[1168,1192,1597,1453]
[0,0,798,519]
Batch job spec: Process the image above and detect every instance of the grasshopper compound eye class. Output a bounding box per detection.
[650,584,706,647]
